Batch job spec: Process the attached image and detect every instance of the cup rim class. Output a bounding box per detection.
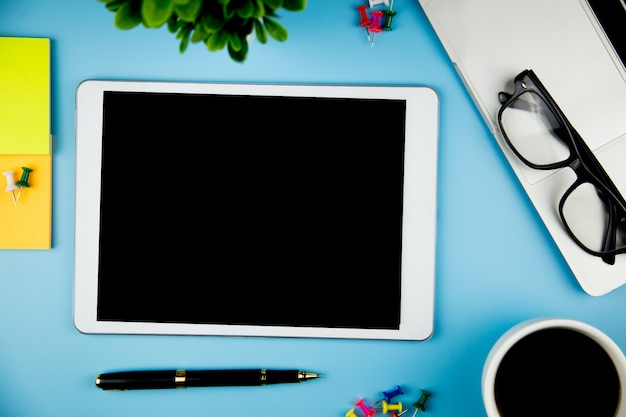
[482,317,626,417]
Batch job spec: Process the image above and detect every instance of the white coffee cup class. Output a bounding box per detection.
[482,317,626,417]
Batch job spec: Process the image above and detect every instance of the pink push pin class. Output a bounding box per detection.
[355,398,377,417]
[356,5,373,41]
[369,10,384,46]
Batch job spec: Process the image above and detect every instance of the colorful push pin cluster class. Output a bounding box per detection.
[355,0,397,46]
[345,385,431,417]
[2,167,33,205]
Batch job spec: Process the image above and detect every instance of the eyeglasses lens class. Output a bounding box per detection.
[562,184,626,254]
[500,91,570,166]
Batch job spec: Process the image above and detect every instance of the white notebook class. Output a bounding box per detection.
[418,0,626,295]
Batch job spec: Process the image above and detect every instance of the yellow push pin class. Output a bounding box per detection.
[15,167,33,203]
[2,170,18,205]
[345,408,358,417]
[382,400,403,414]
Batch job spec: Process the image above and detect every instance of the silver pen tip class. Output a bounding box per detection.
[300,371,323,380]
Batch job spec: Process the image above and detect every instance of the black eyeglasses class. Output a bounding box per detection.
[497,69,626,265]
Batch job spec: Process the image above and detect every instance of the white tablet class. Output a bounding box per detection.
[73,80,439,340]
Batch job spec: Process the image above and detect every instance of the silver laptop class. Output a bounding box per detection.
[418,0,626,295]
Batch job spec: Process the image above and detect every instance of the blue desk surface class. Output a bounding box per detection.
[2,1,626,416]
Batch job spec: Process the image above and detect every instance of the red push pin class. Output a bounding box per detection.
[357,5,373,41]
[369,10,384,46]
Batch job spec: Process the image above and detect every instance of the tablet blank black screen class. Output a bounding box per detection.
[97,90,406,330]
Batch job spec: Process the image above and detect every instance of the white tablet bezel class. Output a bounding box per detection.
[73,80,439,340]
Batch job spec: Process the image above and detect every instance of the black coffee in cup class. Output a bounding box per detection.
[494,327,620,417]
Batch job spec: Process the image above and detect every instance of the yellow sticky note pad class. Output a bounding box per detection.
[0,154,52,249]
[0,37,51,154]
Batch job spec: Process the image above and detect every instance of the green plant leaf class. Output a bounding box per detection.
[176,24,191,39]
[102,0,128,12]
[206,30,229,51]
[167,14,182,33]
[174,0,202,22]
[201,4,226,31]
[251,0,265,18]
[234,0,255,18]
[179,26,191,52]
[114,2,142,30]
[102,0,301,63]
[228,32,243,51]
[141,0,175,28]
[228,38,248,62]
[282,0,306,11]
[262,0,283,9]
[191,21,211,42]
[253,19,267,44]
[220,0,235,19]
[263,17,288,41]
[222,0,256,20]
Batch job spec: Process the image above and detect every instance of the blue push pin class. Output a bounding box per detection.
[374,385,404,405]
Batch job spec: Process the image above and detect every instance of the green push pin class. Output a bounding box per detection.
[382,0,396,31]
[411,390,431,416]
[15,167,33,203]
[382,10,397,30]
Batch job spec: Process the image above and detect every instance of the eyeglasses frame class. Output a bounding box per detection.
[496,69,626,265]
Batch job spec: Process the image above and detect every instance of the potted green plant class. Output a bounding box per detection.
[98,0,307,63]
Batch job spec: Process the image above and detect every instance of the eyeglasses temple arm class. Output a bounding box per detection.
[600,195,618,265]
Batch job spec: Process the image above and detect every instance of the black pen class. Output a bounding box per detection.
[95,369,323,391]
